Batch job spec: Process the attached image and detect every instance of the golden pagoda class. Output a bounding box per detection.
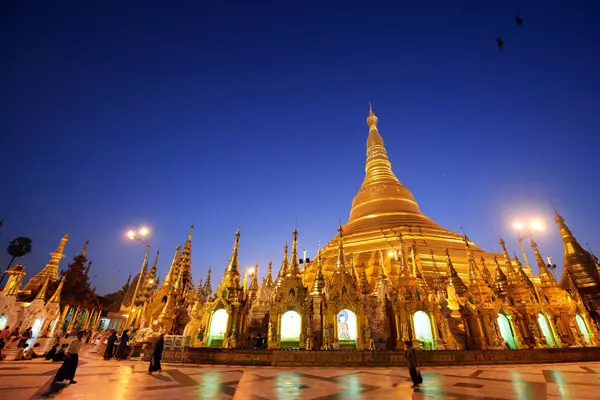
[305,106,497,287]
[23,232,68,293]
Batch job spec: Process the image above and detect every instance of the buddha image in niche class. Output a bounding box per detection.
[338,310,351,340]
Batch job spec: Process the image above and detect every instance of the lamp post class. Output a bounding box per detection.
[125,226,151,329]
[512,219,544,271]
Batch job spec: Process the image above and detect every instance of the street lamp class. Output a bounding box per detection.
[125,226,151,329]
[513,219,544,271]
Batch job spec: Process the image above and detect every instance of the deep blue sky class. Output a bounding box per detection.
[2,1,599,294]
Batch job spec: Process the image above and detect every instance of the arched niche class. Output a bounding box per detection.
[576,314,591,345]
[537,313,556,348]
[208,308,229,348]
[413,311,434,350]
[337,309,358,349]
[497,314,517,349]
[280,310,301,349]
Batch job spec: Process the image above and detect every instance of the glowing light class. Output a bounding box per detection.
[248,267,255,275]
[513,222,524,230]
[139,226,149,236]
[148,279,155,284]
[530,220,544,231]
[388,251,394,257]
[127,230,136,239]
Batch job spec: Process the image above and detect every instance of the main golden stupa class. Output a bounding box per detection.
[305,106,499,285]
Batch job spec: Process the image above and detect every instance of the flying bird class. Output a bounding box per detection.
[497,37,504,51]
[515,14,523,26]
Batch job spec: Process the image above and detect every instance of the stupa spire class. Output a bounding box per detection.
[346,105,426,233]
[288,229,301,276]
[266,259,274,287]
[26,232,68,290]
[248,263,259,299]
[203,268,212,297]
[163,245,181,287]
[479,256,493,287]
[310,248,326,297]
[493,255,508,298]
[514,252,535,292]
[554,208,599,289]
[149,250,159,279]
[335,226,347,274]
[49,275,66,303]
[242,267,249,293]
[445,248,467,296]
[35,278,50,301]
[499,238,520,285]
[226,229,240,274]
[429,249,444,294]
[530,240,557,287]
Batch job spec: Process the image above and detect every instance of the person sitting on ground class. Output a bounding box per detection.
[25,343,43,359]
[45,344,59,360]
[14,344,32,361]
[53,344,68,362]
[0,339,6,361]
[0,326,10,341]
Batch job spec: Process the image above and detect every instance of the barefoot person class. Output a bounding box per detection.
[148,334,165,375]
[404,340,422,388]
[53,330,84,385]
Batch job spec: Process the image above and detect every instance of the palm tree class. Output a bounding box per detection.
[0,237,32,286]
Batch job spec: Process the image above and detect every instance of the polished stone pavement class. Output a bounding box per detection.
[1,352,600,399]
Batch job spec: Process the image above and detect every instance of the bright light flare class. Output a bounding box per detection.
[148,279,155,284]
[127,230,136,239]
[388,251,394,257]
[139,226,149,236]
[530,220,544,231]
[513,222,524,230]
[248,267,256,275]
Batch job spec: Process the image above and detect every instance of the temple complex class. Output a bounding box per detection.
[1,106,600,358]
[180,106,600,352]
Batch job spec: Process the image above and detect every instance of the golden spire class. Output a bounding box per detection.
[335,226,347,274]
[349,253,359,281]
[248,263,259,300]
[30,232,69,285]
[360,265,370,295]
[346,105,431,234]
[35,277,50,301]
[275,243,288,288]
[288,229,301,276]
[226,229,241,277]
[80,240,89,257]
[148,250,159,280]
[499,238,520,286]
[493,255,508,297]
[464,235,486,288]
[445,248,467,296]
[310,248,326,297]
[514,252,535,292]
[479,256,493,287]
[530,239,557,287]
[163,245,181,287]
[6,273,23,296]
[429,249,443,294]
[49,275,66,303]
[554,208,598,289]
[203,268,212,297]
[266,259,273,287]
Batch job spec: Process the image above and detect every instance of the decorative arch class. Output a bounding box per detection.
[207,308,229,348]
[280,310,301,348]
[497,313,517,349]
[576,314,591,345]
[537,313,556,348]
[413,310,434,350]
[0,314,7,331]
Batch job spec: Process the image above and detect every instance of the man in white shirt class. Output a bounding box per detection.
[52,330,84,385]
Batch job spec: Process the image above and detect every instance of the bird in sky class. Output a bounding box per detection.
[515,14,523,26]
[497,37,504,51]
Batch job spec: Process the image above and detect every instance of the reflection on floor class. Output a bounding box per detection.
[1,352,600,399]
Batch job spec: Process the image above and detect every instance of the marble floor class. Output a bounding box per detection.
[1,353,600,399]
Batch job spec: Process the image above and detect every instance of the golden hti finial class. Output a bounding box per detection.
[226,229,241,276]
[530,239,557,287]
[335,225,346,274]
[367,102,378,131]
[266,259,273,287]
[310,247,326,297]
[288,229,301,276]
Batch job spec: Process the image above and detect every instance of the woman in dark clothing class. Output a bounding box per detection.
[45,344,58,360]
[104,331,118,360]
[404,340,422,388]
[148,334,165,374]
[114,331,129,360]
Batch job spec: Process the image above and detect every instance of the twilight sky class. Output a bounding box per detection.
[1,1,599,295]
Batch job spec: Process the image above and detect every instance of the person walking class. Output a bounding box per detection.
[404,340,422,388]
[103,331,117,360]
[53,330,84,385]
[114,331,129,360]
[148,334,165,375]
